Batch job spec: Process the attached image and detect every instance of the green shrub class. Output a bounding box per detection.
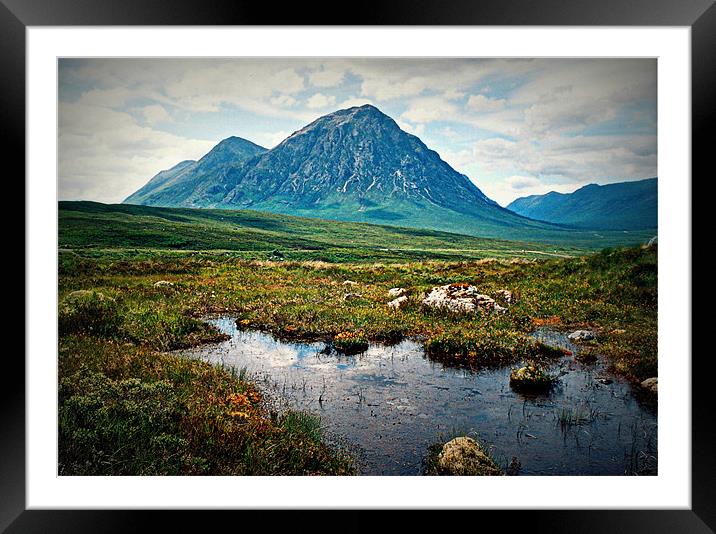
[121,305,221,350]
[58,290,121,337]
[59,370,193,475]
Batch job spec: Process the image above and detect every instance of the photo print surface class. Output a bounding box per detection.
[58,57,658,476]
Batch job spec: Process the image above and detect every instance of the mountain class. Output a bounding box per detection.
[124,105,585,240]
[506,178,657,230]
[123,136,267,206]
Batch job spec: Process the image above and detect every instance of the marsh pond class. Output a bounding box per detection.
[181,317,657,476]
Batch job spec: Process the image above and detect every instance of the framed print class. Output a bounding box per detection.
[7,0,713,530]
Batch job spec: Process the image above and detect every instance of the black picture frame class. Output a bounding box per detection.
[7,0,712,531]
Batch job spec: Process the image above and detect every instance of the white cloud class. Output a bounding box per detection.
[162,63,305,113]
[68,59,310,120]
[306,93,337,109]
[401,96,459,124]
[435,147,475,174]
[507,175,543,190]
[351,58,506,101]
[256,130,293,149]
[509,60,656,138]
[439,126,460,139]
[470,138,519,168]
[396,120,425,136]
[138,104,171,124]
[481,176,585,207]
[270,94,298,107]
[308,67,346,88]
[470,134,656,185]
[336,96,375,109]
[396,93,522,138]
[466,94,506,113]
[59,102,215,203]
[443,89,466,101]
[361,75,432,101]
[77,87,144,108]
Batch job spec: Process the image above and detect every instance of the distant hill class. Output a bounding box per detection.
[124,136,267,206]
[506,178,657,230]
[123,105,574,241]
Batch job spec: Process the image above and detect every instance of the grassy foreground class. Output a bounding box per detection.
[58,203,657,475]
[58,288,355,475]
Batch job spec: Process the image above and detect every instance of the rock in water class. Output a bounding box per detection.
[641,377,658,394]
[388,287,406,297]
[568,330,595,342]
[422,283,495,314]
[387,296,408,310]
[436,437,503,476]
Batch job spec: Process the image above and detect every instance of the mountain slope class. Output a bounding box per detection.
[506,178,657,230]
[124,105,595,240]
[218,105,497,211]
[124,136,267,206]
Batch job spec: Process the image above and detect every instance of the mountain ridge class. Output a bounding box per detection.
[123,104,651,240]
[124,136,267,206]
[506,178,657,230]
[216,105,496,212]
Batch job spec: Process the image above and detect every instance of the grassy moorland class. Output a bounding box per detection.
[58,202,657,475]
[59,201,656,259]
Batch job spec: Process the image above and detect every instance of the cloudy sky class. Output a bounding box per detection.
[59,58,656,206]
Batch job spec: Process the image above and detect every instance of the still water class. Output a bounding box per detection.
[181,317,657,476]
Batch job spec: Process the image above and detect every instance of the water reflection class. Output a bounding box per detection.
[181,317,657,476]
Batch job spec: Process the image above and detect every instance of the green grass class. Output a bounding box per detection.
[58,202,658,475]
[60,244,657,381]
[59,201,656,261]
